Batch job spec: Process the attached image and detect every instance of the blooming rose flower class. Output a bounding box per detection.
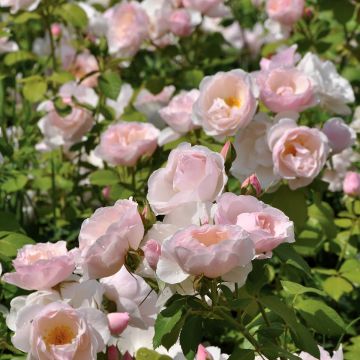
[10,301,110,359]
[2,241,76,291]
[267,117,329,189]
[299,345,343,360]
[157,224,254,284]
[67,52,99,88]
[37,82,98,151]
[231,112,279,189]
[104,1,150,57]
[297,53,355,115]
[260,45,299,71]
[343,172,360,197]
[159,89,199,133]
[257,68,315,113]
[79,199,144,279]
[169,9,193,36]
[147,143,227,215]
[135,86,175,128]
[0,0,40,13]
[95,122,160,167]
[0,35,18,54]
[183,0,230,17]
[193,70,257,136]
[322,118,356,154]
[214,193,294,254]
[266,0,304,26]
[101,266,158,329]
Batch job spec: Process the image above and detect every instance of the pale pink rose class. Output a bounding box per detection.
[79,199,144,279]
[101,266,158,329]
[266,0,304,26]
[157,224,254,283]
[169,9,193,36]
[11,301,110,359]
[214,193,294,254]
[299,345,343,360]
[95,122,160,167]
[268,118,330,189]
[343,172,360,197]
[197,344,213,360]
[2,241,76,291]
[193,70,257,136]
[322,118,356,154]
[241,174,262,196]
[183,0,230,17]
[257,68,315,113]
[135,86,175,128]
[104,1,150,57]
[67,52,99,88]
[107,312,130,335]
[0,36,18,54]
[159,89,199,133]
[147,143,227,215]
[260,45,299,71]
[142,239,161,269]
[0,0,40,13]
[244,23,265,56]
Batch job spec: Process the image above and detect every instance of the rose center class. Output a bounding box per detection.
[224,96,241,108]
[44,325,76,346]
[193,228,229,246]
[276,85,294,96]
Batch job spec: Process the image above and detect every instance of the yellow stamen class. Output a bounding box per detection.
[224,96,241,108]
[43,325,75,346]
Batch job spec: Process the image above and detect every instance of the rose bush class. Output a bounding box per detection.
[0,0,359,359]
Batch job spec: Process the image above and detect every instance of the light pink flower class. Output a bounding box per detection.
[11,301,110,360]
[193,70,257,136]
[157,224,254,283]
[169,9,193,36]
[343,172,360,197]
[147,143,227,215]
[101,266,158,329]
[95,122,160,167]
[183,0,229,17]
[299,345,343,360]
[0,0,40,13]
[322,118,356,154]
[268,118,329,189]
[79,199,144,279]
[142,239,161,270]
[0,35,18,54]
[107,312,130,335]
[260,45,299,71]
[104,1,150,57]
[159,89,199,133]
[2,241,76,291]
[67,52,99,88]
[257,68,315,113]
[197,344,213,360]
[266,0,305,26]
[214,193,294,254]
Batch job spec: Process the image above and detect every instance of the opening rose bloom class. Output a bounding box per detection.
[95,122,160,167]
[214,193,294,254]
[266,0,304,26]
[104,1,150,57]
[193,70,257,136]
[79,199,144,279]
[257,68,315,113]
[159,89,200,134]
[183,0,229,17]
[10,301,110,360]
[343,171,360,197]
[147,143,227,215]
[2,241,77,291]
[157,224,254,284]
[101,266,158,329]
[268,117,330,189]
[322,118,356,154]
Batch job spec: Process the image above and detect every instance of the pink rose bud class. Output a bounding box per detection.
[142,239,161,269]
[107,346,120,360]
[220,140,231,161]
[322,117,356,154]
[343,172,360,197]
[107,312,130,335]
[241,174,262,196]
[51,23,62,37]
[196,344,213,360]
[123,352,134,360]
[169,9,193,37]
[266,0,305,26]
[304,7,313,19]
[102,186,111,200]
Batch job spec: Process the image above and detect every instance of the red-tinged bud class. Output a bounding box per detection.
[241,174,262,196]
[220,140,231,161]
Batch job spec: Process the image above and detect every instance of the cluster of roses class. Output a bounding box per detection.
[2,139,345,359]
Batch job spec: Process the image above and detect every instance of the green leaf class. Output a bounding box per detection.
[48,72,75,85]
[295,298,346,336]
[0,232,35,257]
[0,211,21,232]
[322,276,353,301]
[136,348,171,360]
[229,349,255,360]
[334,218,353,228]
[13,12,41,23]
[180,69,204,89]
[89,170,120,186]
[53,97,73,117]
[99,71,122,100]
[4,51,36,66]
[55,3,88,29]
[281,280,325,296]
[1,174,28,193]
[180,316,202,360]
[308,201,337,239]
[23,78,47,103]
[340,259,360,285]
